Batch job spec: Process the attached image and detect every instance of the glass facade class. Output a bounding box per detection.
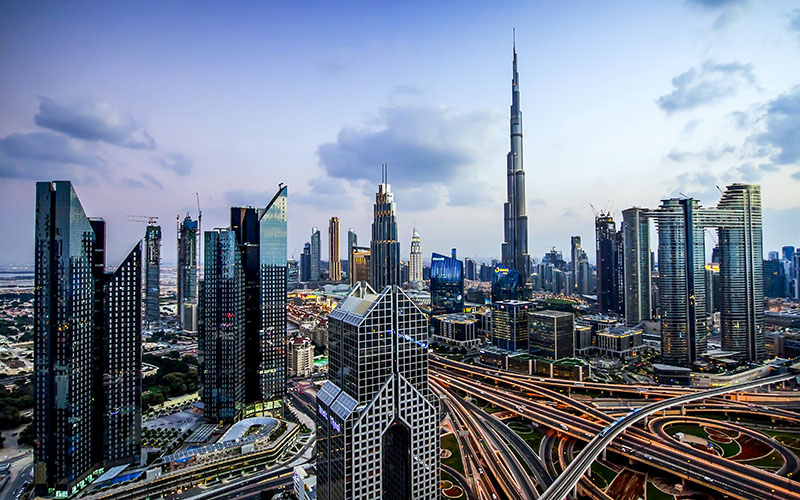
[491,300,530,351]
[177,214,198,329]
[491,265,524,302]
[34,181,141,496]
[370,166,401,290]
[528,310,575,360]
[144,224,161,326]
[622,208,652,326]
[429,252,464,315]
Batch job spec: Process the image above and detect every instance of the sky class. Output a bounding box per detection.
[1,0,799,267]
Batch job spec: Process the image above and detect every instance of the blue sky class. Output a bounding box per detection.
[1,0,799,266]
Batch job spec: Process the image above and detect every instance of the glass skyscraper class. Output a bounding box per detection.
[347,228,357,279]
[301,242,311,282]
[34,181,141,497]
[595,213,623,315]
[529,310,575,360]
[430,252,464,315]
[202,229,245,422]
[491,265,524,303]
[622,208,652,326]
[177,213,199,331]
[316,283,439,500]
[144,223,161,326]
[311,227,321,281]
[370,163,400,290]
[328,217,341,282]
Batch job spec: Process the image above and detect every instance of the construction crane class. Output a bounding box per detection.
[127,215,159,225]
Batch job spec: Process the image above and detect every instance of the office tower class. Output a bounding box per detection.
[764,259,786,298]
[287,259,299,292]
[794,252,800,300]
[423,265,431,280]
[370,164,401,290]
[347,228,358,278]
[316,283,439,500]
[144,223,161,326]
[328,217,341,282]
[350,246,371,287]
[529,310,575,360]
[491,300,531,351]
[229,186,288,412]
[479,263,493,282]
[464,257,477,281]
[177,213,199,332]
[501,42,531,282]
[622,208,652,326]
[491,265,524,302]
[715,184,764,362]
[576,258,590,296]
[649,198,708,366]
[768,251,780,261]
[201,229,245,422]
[258,186,289,409]
[400,260,409,284]
[301,242,311,282]
[430,252,464,315]
[570,236,582,293]
[783,246,795,262]
[410,228,423,282]
[311,227,321,281]
[595,213,623,314]
[34,182,141,497]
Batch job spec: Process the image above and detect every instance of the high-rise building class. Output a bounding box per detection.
[316,283,439,499]
[177,213,199,332]
[201,228,245,422]
[350,246,371,287]
[715,184,764,362]
[34,182,141,497]
[491,265,524,303]
[501,42,531,283]
[479,263,494,282]
[491,300,531,351]
[595,213,623,315]
[570,236,582,294]
[370,164,400,290]
[410,228,423,283]
[228,186,288,413]
[289,336,314,378]
[400,260,409,284]
[311,227,321,281]
[782,246,795,263]
[622,208,652,326]
[529,310,575,360]
[430,252,464,315]
[347,228,358,278]
[328,217,341,282]
[764,259,787,298]
[287,259,299,292]
[649,198,709,366]
[464,257,477,281]
[145,223,161,326]
[301,242,311,282]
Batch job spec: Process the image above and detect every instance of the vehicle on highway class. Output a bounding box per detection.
[560,424,569,431]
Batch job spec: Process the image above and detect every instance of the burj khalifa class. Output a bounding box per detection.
[501,41,530,281]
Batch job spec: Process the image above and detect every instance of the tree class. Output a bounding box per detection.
[17,423,34,447]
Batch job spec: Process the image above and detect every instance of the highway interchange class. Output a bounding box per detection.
[431,354,800,500]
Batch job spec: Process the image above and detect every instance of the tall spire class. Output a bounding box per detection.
[501,34,530,285]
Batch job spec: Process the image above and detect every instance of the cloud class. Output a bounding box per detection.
[34,97,155,150]
[749,85,800,166]
[529,198,546,207]
[729,110,750,129]
[789,9,800,44]
[682,119,702,136]
[159,153,193,176]
[669,171,720,201]
[684,0,750,29]
[121,177,145,189]
[141,172,164,189]
[317,105,502,209]
[0,132,105,178]
[723,162,761,182]
[666,144,735,162]
[292,176,354,209]
[656,60,756,113]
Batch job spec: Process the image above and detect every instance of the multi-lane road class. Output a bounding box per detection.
[431,354,800,500]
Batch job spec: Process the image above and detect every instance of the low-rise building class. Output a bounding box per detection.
[294,465,317,500]
[595,325,643,359]
[432,313,480,348]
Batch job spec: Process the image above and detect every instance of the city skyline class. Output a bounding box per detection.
[2,2,800,266]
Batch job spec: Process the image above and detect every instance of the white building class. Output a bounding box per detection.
[290,336,314,378]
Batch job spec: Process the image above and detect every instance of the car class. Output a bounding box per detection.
[560,424,569,431]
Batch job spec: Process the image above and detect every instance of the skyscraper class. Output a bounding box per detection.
[145,223,161,326]
[177,213,199,332]
[328,217,341,282]
[491,265,524,303]
[301,242,311,282]
[347,228,357,278]
[410,228,423,283]
[34,182,141,497]
[370,164,400,290]
[228,185,289,413]
[311,227,321,281]
[349,246,371,287]
[201,228,245,422]
[570,236,582,294]
[464,257,477,281]
[622,208,652,326]
[258,186,289,410]
[501,42,531,283]
[430,252,464,315]
[595,213,623,315]
[715,184,764,362]
[316,283,439,499]
[529,310,575,360]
